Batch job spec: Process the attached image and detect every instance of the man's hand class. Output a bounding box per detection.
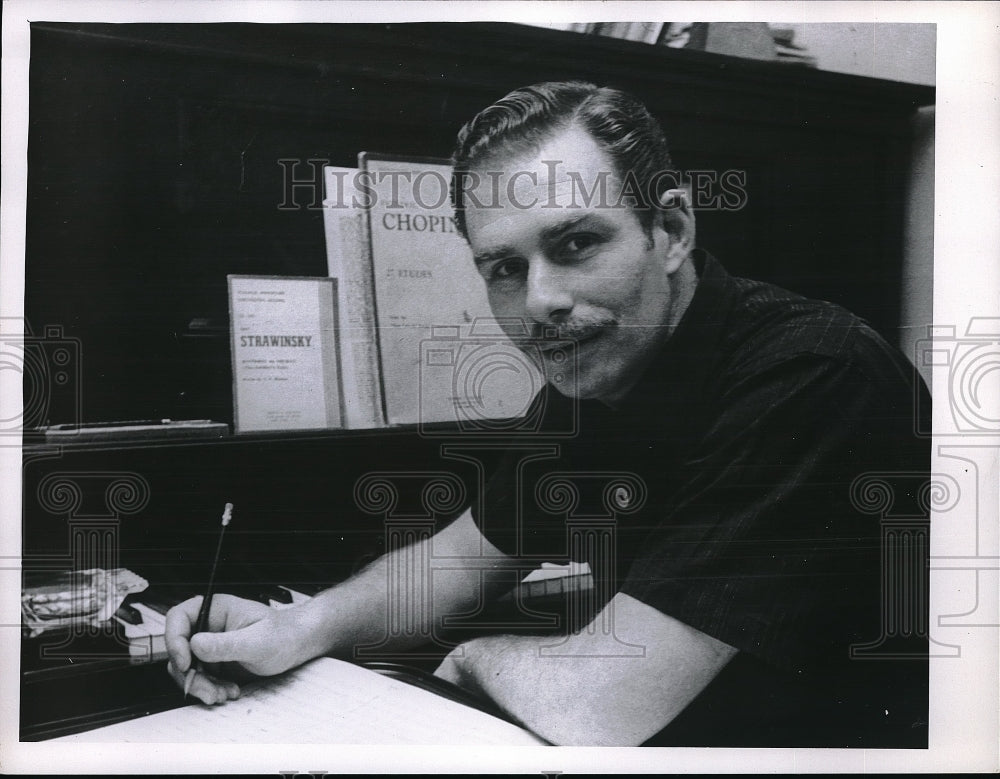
[164,594,312,705]
[162,509,514,707]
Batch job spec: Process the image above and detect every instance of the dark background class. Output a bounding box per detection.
[20,22,934,738]
[25,22,934,427]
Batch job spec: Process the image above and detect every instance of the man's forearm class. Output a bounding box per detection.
[436,594,739,746]
[290,540,437,662]
[437,633,643,745]
[290,555,395,661]
[289,516,509,664]
[440,633,689,746]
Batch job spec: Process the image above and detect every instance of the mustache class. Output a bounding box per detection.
[506,318,618,348]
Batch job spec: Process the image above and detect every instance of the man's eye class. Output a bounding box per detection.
[561,233,600,254]
[491,258,527,280]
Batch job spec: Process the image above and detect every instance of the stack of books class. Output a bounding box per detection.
[769,26,818,67]
[319,153,543,431]
[228,152,543,434]
[552,22,816,65]
[580,22,666,45]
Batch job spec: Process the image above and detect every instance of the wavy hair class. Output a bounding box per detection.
[450,81,675,239]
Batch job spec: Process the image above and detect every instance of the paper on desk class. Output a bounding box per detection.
[53,657,546,745]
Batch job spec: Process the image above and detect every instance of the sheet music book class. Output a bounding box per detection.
[52,657,546,744]
[359,153,542,427]
[228,275,344,433]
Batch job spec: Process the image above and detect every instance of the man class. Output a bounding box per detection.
[166,81,929,747]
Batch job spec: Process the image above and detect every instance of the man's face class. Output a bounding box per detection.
[463,124,687,406]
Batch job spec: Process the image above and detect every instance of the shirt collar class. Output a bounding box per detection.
[609,249,739,418]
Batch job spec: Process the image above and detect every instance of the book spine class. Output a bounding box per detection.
[341,211,386,428]
[323,168,386,429]
[43,422,229,442]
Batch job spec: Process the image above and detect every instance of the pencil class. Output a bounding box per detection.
[184,502,233,699]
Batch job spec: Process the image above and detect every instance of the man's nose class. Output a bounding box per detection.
[524,260,573,324]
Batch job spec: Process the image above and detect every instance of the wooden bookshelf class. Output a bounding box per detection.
[26,21,933,429]
[20,21,934,738]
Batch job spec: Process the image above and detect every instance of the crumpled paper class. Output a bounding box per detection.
[21,567,149,637]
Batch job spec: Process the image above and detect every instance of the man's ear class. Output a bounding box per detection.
[657,187,695,273]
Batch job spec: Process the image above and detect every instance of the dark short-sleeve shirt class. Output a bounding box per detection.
[471,251,930,747]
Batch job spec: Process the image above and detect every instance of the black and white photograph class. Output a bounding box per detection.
[1,1,997,774]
